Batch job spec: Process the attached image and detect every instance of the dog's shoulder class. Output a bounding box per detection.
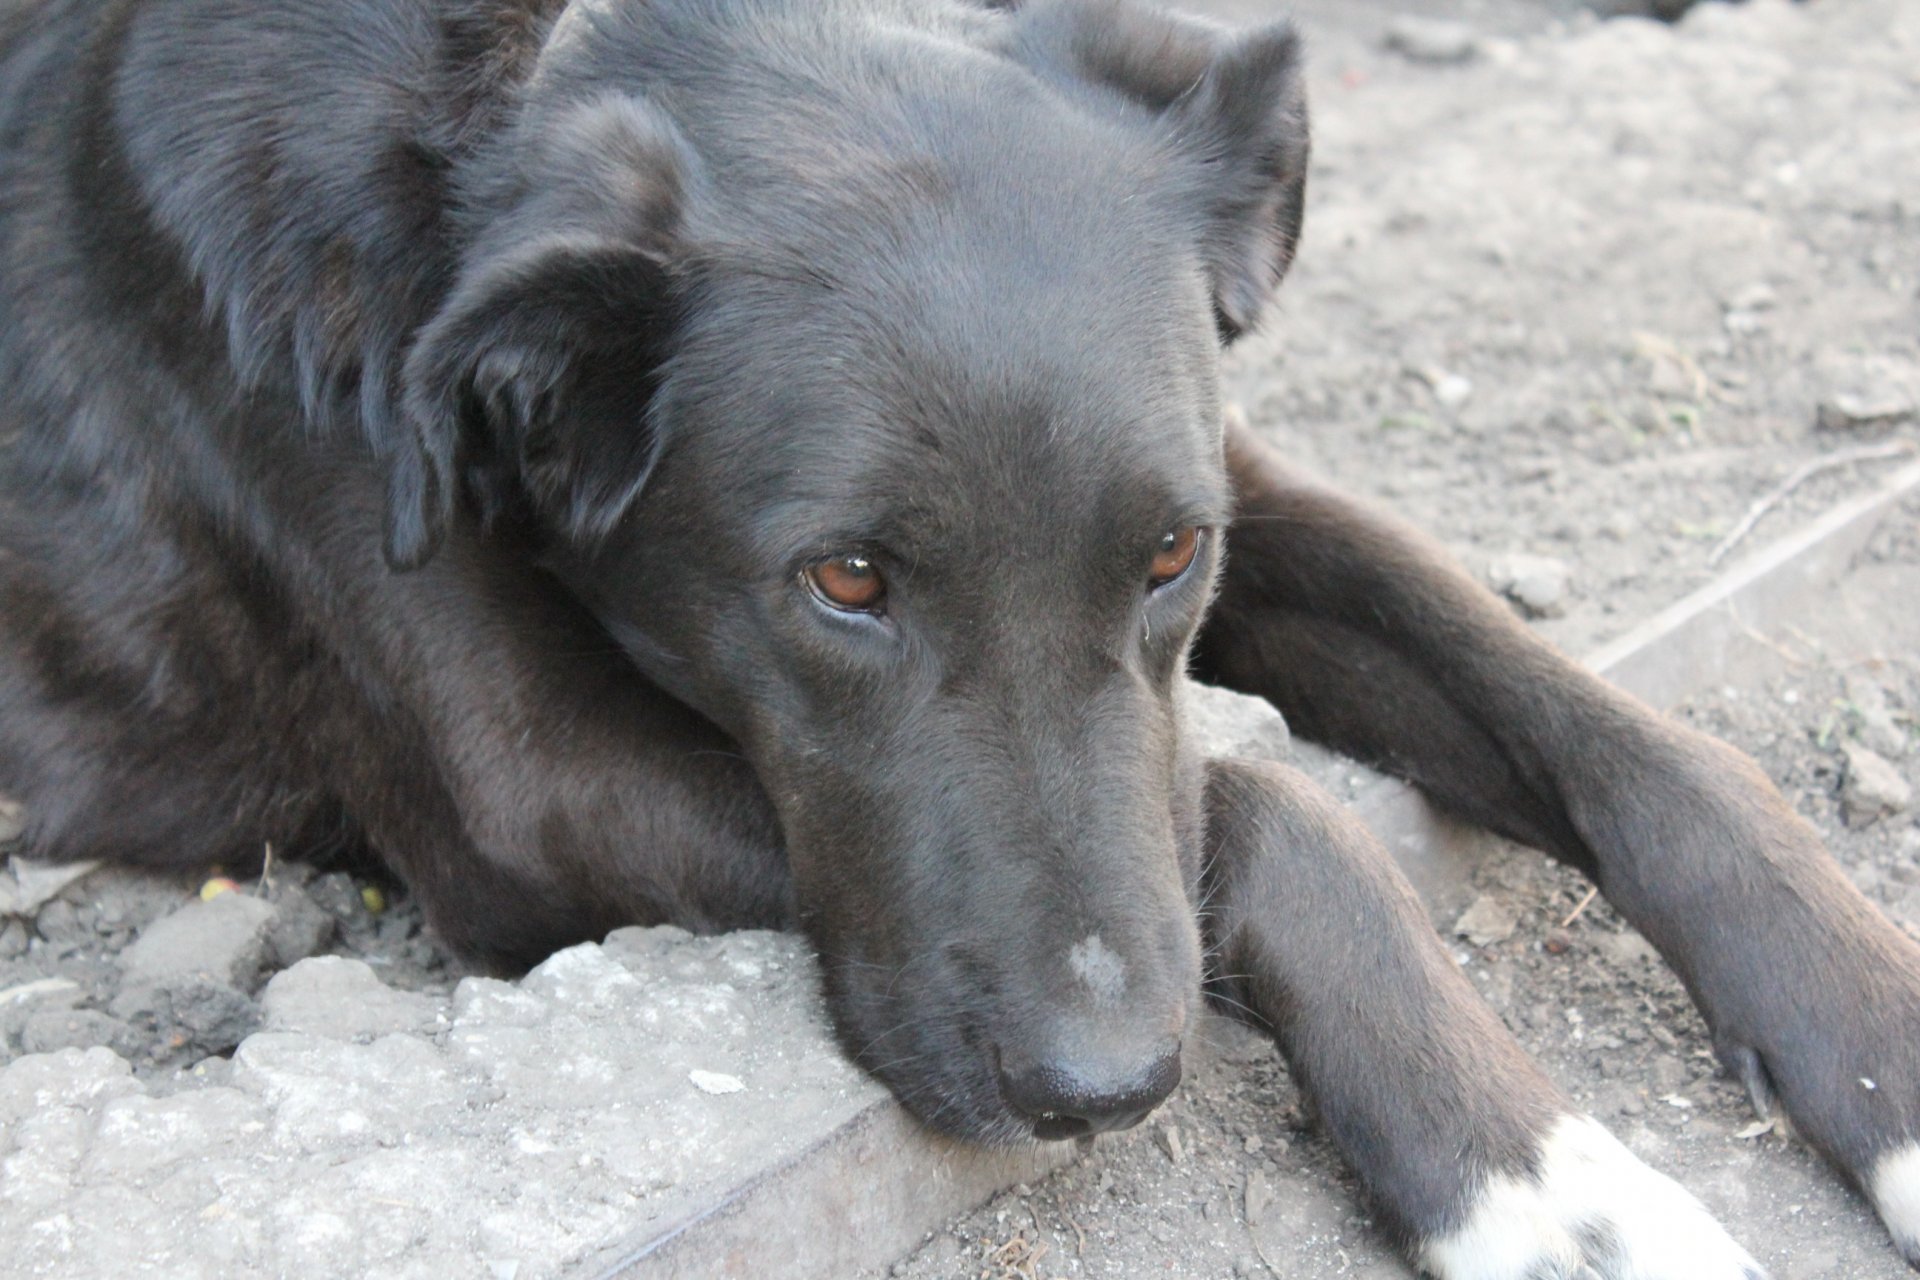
[0,0,565,446]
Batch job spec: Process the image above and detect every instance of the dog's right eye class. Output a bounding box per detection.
[1148,526,1203,589]
[805,554,887,613]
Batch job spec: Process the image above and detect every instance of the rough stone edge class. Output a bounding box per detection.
[576,1098,1077,1279]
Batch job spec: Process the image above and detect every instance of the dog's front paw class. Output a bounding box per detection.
[1871,1143,1920,1266]
[1418,1115,1765,1280]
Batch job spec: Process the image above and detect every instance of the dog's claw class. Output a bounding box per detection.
[1717,1039,1780,1123]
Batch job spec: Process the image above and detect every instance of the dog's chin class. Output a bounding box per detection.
[879,1057,1048,1150]
[823,989,1044,1148]
[856,1031,1041,1148]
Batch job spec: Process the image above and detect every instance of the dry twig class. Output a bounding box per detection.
[1560,885,1600,929]
[1707,440,1917,567]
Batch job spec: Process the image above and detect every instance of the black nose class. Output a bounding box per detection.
[999,1044,1182,1140]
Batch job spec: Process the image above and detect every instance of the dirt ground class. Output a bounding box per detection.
[2,0,1917,1276]
[884,0,1920,1277]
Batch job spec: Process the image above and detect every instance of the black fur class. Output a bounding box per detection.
[4,0,1918,1269]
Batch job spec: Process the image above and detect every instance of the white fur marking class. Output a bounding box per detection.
[1871,1143,1920,1260]
[1420,1114,1761,1280]
[1068,935,1127,1004]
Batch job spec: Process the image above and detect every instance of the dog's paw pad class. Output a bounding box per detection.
[1419,1115,1765,1280]
[1872,1142,1920,1265]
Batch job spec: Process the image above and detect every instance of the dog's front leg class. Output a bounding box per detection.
[1205,758,1764,1279]
[1199,414,1920,1265]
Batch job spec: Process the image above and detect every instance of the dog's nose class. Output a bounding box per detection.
[999,1043,1182,1140]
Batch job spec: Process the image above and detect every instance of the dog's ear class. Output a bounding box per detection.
[1002,1,1309,341]
[389,96,696,570]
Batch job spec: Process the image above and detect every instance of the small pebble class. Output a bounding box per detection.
[1245,1169,1274,1226]
[688,1069,746,1095]
[1842,745,1912,828]
[1382,15,1479,64]
[1454,894,1519,947]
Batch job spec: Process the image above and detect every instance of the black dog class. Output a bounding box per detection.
[2,0,1916,1274]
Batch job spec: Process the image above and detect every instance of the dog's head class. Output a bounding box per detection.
[398,0,1307,1145]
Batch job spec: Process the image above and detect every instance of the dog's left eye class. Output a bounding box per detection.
[1149,526,1203,589]
[805,554,887,613]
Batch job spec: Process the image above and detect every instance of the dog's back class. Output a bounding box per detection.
[0,0,493,871]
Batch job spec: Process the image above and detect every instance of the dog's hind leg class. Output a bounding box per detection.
[1197,412,1920,1267]
[1204,757,1764,1279]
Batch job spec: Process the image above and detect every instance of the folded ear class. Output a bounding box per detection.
[388,95,696,569]
[1002,0,1310,341]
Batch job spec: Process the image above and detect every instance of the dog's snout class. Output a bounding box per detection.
[999,1042,1182,1140]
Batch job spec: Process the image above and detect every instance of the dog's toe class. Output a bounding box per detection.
[1418,1115,1765,1280]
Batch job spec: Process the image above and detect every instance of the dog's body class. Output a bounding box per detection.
[2,1,1917,1274]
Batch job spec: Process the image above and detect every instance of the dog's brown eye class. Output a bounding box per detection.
[1149,526,1202,588]
[806,554,886,612]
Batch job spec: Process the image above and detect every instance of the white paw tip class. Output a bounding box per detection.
[1421,1114,1765,1280]
[1871,1143,1920,1262]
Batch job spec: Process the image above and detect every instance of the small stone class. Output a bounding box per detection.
[307,871,373,927]
[1245,1169,1274,1226]
[111,979,259,1059]
[1454,894,1519,947]
[260,956,441,1040]
[1815,394,1914,433]
[0,917,26,959]
[0,856,98,917]
[34,897,88,947]
[1723,282,1777,313]
[1413,367,1476,410]
[120,892,278,992]
[1487,553,1570,619]
[0,797,22,844]
[1382,15,1479,64]
[1593,930,1658,970]
[1842,676,1910,759]
[264,886,336,969]
[20,1008,133,1056]
[0,974,80,1005]
[1433,374,1473,409]
[1648,354,1699,399]
[688,1069,746,1095]
[1841,745,1912,828]
[1158,1122,1185,1165]
[1649,1055,1689,1094]
[918,1235,964,1271]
